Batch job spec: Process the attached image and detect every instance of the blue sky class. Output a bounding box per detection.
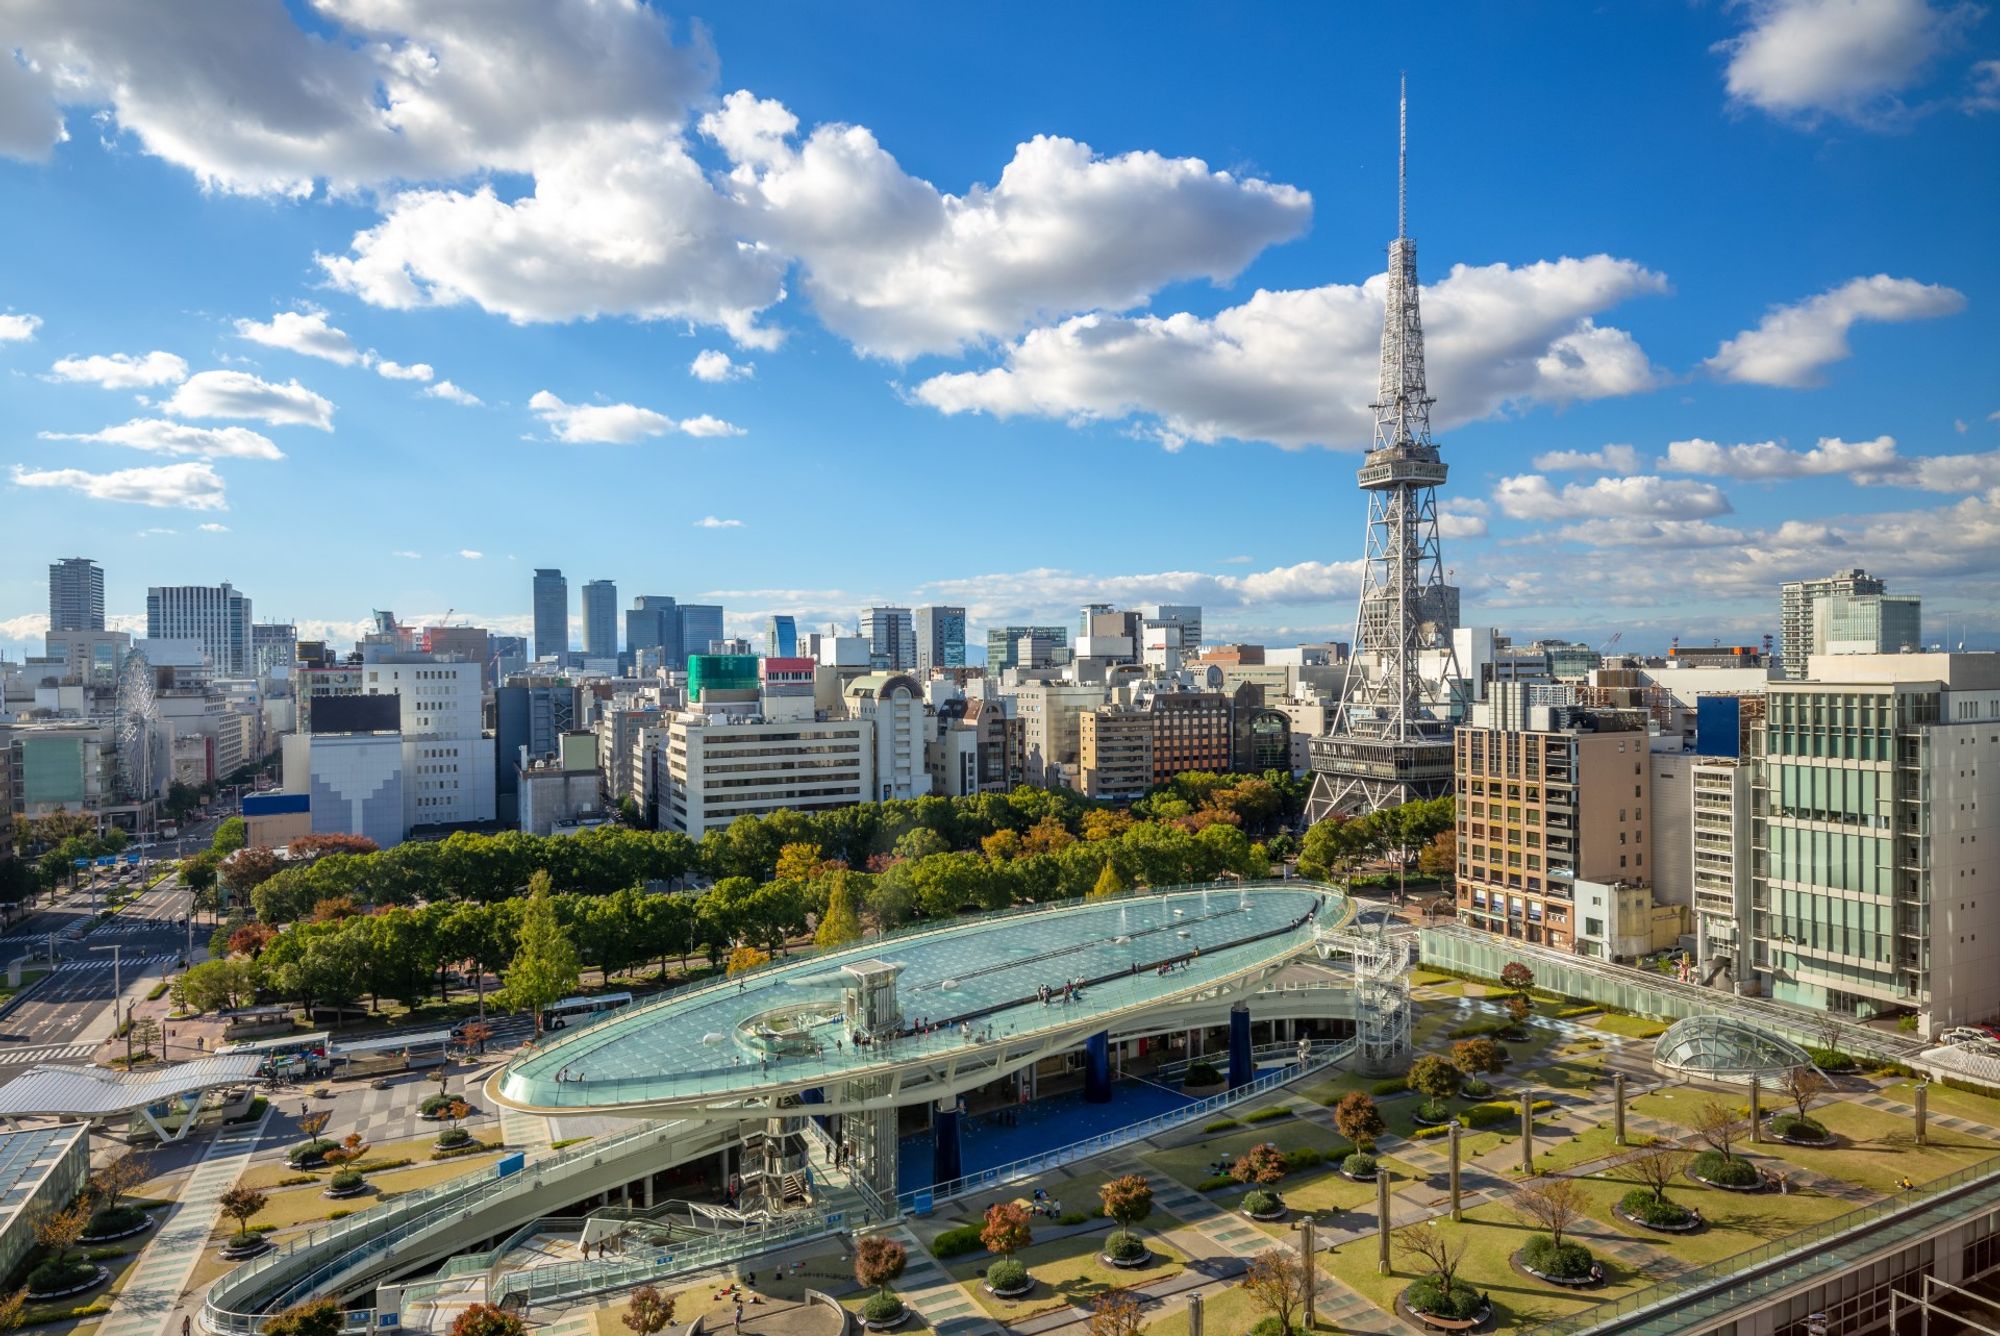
[2,0,1995,657]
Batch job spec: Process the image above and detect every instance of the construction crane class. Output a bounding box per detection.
[1597,631,1623,660]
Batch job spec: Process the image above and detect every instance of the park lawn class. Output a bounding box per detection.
[1144,1282,1340,1336]
[1143,1119,1351,1193]
[1565,1160,1854,1269]
[246,1151,505,1230]
[1880,1078,2000,1131]
[1528,1125,1654,1176]
[1591,1013,1670,1040]
[1410,968,1459,987]
[1509,1051,1604,1099]
[1245,1157,1427,1235]
[1627,1089,1734,1132]
[18,1241,146,1332]
[939,1166,1185,1238]
[944,1232,1188,1322]
[241,1161,326,1191]
[1317,1197,1647,1332]
[1744,1100,2000,1195]
[1301,1067,1382,1106]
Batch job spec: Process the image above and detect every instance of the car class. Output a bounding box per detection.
[1979,1022,2000,1041]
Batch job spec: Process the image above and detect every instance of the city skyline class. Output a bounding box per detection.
[2,3,1997,659]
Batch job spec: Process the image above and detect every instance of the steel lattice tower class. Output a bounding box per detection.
[1305,80,1463,823]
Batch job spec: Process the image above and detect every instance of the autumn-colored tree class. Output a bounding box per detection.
[814,875,862,950]
[1417,828,1457,880]
[1505,993,1532,1027]
[448,1304,526,1336]
[1089,861,1128,900]
[854,1234,908,1297]
[1334,1091,1387,1149]
[262,1297,345,1336]
[1783,1065,1833,1122]
[1510,1176,1589,1250]
[1241,1248,1309,1336]
[1407,1054,1463,1103]
[309,895,357,923]
[981,829,1023,862]
[620,1283,677,1336]
[1098,1174,1155,1251]
[1451,1036,1504,1077]
[1230,1141,1288,1187]
[298,1110,331,1141]
[321,1133,371,1167]
[88,1152,150,1215]
[726,944,771,977]
[458,1020,493,1055]
[1499,961,1535,994]
[227,922,278,956]
[981,1201,1034,1259]
[218,1185,267,1238]
[1087,1289,1145,1336]
[1022,816,1075,856]
[1081,809,1134,842]
[0,1288,24,1333]
[32,1202,88,1270]
[1627,1141,1693,1204]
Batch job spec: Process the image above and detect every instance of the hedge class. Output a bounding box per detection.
[1243,1106,1293,1125]
[1282,1147,1325,1172]
[1197,1174,1237,1192]
[1552,1004,1601,1019]
[931,1224,983,1258]
[1204,1119,1241,1133]
[1369,1077,1408,1097]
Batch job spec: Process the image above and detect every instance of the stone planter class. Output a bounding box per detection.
[860,1302,911,1330]
[1612,1200,1704,1234]
[322,1182,370,1200]
[1510,1250,1604,1288]
[1411,1108,1456,1128]
[80,1215,154,1244]
[1102,1248,1155,1269]
[1686,1165,1766,1193]
[983,1277,1034,1299]
[1765,1117,1836,1147]
[219,1234,274,1260]
[27,1267,108,1300]
[1182,1082,1224,1099]
[1395,1288,1491,1332]
[1339,1168,1379,1182]
[1242,1202,1288,1222]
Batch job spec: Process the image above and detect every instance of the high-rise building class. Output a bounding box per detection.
[626,596,679,667]
[913,606,966,675]
[251,623,297,679]
[146,582,253,676]
[676,605,724,667]
[1819,591,1922,659]
[1142,604,1203,655]
[532,569,568,660]
[581,580,618,660]
[1079,707,1154,800]
[1307,84,1462,822]
[361,654,496,829]
[860,607,916,671]
[985,626,1069,672]
[48,558,104,633]
[1779,568,1892,680]
[765,615,798,658]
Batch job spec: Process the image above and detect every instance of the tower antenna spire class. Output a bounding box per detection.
[1398,72,1408,240]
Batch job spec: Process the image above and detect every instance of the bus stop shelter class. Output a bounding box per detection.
[329,1029,452,1079]
[0,1056,261,1142]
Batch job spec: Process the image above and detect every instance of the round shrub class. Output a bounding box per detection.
[27,1257,97,1296]
[1618,1189,1692,1228]
[419,1094,453,1116]
[1522,1234,1596,1280]
[1343,1152,1379,1178]
[985,1258,1028,1293]
[1182,1061,1223,1087]
[1406,1275,1484,1320]
[1415,1097,1453,1124]
[1690,1150,1760,1187]
[1463,1078,1494,1098]
[330,1169,364,1192]
[1107,1233,1148,1262]
[287,1139,336,1165]
[1770,1113,1829,1142]
[1282,1147,1325,1173]
[434,1126,472,1149]
[1196,1174,1236,1193]
[1241,1189,1281,1216]
[861,1292,906,1323]
[1806,1046,1857,1072]
[84,1204,148,1238]
[930,1224,983,1258]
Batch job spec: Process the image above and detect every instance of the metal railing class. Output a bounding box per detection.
[1524,1150,2000,1335]
[899,1036,1357,1211]
[488,1206,836,1310]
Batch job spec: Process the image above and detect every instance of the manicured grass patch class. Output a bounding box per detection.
[1565,1162,1851,1268]
[1591,1013,1669,1039]
[1242,1105,1294,1124]
[943,1233,1187,1322]
[1741,1100,2000,1195]
[1143,1120,1345,1193]
[1880,1078,2000,1130]
[1529,1125,1653,1176]
[1143,1283,1340,1336]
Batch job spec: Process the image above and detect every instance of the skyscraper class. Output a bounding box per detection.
[1778,569,1917,678]
[676,604,724,665]
[627,596,679,667]
[985,625,1069,671]
[146,582,253,675]
[913,606,966,675]
[860,606,916,671]
[48,558,104,632]
[532,568,568,661]
[1306,82,1462,822]
[581,579,618,660]
[766,615,798,658]
[1142,604,1203,655]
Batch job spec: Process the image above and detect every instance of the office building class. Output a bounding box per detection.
[1146,689,1233,785]
[676,605,724,668]
[146,582,253,677]
[519,732,604,836]
[626,596,679,668]
[360,655,497,829]
[1009,681,1110,788]
[844,673,932,802]
[1453,709,1664,955]
[48,558,104,633]
[493,676,583,825]
[1820,590,1922,659]
[1779,568,1890,680]
[581,580,618,660]
[985,625,1069,672]
[251,623,297,681]
[1751,652,2000,1034]
[860,607,916,672]
[1142,604,1203,656]
[665,708,873,834]
[913,606,966,676]
[1079,707,1154,800]
[765,615,798,658]
[532,568,568,660]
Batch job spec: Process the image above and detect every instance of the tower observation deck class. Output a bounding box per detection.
[1306,79,1463,822]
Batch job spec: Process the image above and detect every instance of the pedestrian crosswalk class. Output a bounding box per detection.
[49,953,180,973]
[0,1042,97,1066]
[85,919,180,937]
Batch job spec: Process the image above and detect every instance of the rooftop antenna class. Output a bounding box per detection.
[1398,72,1408,240]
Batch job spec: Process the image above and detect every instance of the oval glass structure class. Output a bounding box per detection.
[1651,1014,1814,1084]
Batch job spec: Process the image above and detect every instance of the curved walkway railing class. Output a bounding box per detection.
[901,1035,1358,1212]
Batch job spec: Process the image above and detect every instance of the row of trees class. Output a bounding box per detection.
[1296,795,1455,890]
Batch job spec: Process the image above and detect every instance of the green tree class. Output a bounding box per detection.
[212,816,247,854]
[1089,860,1128,900]
[501,874,580,1037]
[263,1298,345,1336]
[815,873,863,949]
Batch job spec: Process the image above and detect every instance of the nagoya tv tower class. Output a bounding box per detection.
[1305,78,1464,823]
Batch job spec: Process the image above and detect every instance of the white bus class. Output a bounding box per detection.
[540,991,634,1031]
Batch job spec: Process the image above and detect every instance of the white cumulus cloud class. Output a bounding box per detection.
[1494,474,1734,521]
[1662,434,1900,477]
[10,460,227,509]
[459,549,483,559]
[39,418,284,460]
[163,370,334,429]
[694,516,744,528]
[529,390,673,444]
[47,350,188,388]
[199,522,229,532]
[690,349,753,382]
[374,359,433,381]
[1532,444,1643,473]
[234,309,362,365]
[0,312,42,341]
[1705,275,1965,387]
[916,256,1667,449]
[424,379,482,406]
[1717,0,1981,125]
[679,414,744,438]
